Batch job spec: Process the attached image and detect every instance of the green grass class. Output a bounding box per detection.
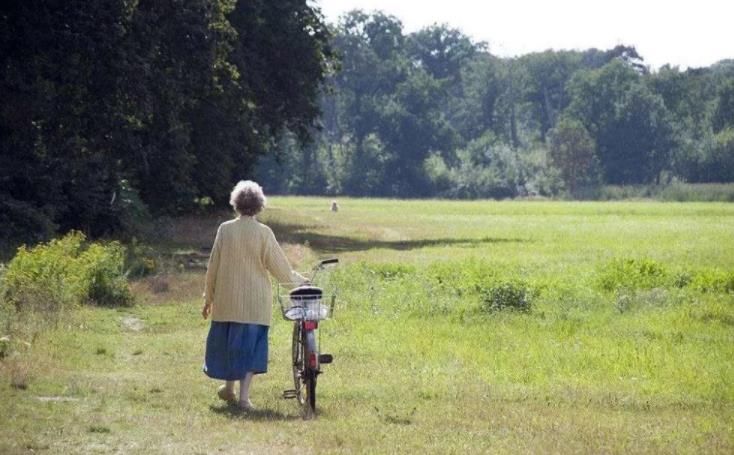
[1,198,733,453]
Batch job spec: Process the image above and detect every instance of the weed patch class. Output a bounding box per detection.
[597,257,669,291]
[480,279,534,313]
[690,269,734,293]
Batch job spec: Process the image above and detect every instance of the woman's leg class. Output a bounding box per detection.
[239,372,254,406]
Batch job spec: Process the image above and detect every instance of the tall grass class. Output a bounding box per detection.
[0,232,132,389]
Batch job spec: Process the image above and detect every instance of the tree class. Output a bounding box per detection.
[0,0,130,242]
[547,117,600,194]
[519,51,584,138]
[189,0,335,205]
[580,45,646,73]
[451,54,503,144]
[407,25,478,82]
[565,61,675,184]
[0,0,336,249]
[313,11,462,196]
[713,79,734,133]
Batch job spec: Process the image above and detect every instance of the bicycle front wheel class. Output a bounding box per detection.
[303,330,318,417]
[291,323,305,406]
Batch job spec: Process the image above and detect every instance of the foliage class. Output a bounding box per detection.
[0,0,335,247]
[713,79,734,133]
[564,61,676,184]
[1,232,132,315]
[424,133,522,198]
[257,12,733,198]
[598,182,734,202]
[124,238,158,278]
[547,117,601,195]
[480,280,533,313]
[690,269,734,293]
[3,3,734,253]
[81,243,132,307]
[596,257,669,291]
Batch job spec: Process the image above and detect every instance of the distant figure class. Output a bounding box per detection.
[201,180,307,411]
[331,200,339,212]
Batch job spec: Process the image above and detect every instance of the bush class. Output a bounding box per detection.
[124,238,158,278]
[672,270,693,288]
[596,257,668,291]
[690,269,734,293]
[1,232,132,316]
[82,243,133,306]
[480,280,532,313]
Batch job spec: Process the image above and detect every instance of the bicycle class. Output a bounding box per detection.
[278,258,338,418]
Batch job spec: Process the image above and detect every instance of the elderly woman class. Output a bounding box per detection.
[201,180,306,410]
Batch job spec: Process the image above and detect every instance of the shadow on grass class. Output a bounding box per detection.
[267,221,527,254]
[209,403,301,421]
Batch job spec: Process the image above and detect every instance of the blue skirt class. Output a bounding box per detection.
[203,322,269,380]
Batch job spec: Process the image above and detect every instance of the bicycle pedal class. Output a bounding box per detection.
[319,354,333,364]
[282,390,297,399]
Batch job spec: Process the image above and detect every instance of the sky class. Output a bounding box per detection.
[314,0,734,70]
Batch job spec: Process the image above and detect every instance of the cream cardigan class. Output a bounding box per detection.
[204,216,305,325]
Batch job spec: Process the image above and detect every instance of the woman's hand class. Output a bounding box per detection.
[202,302,212,320]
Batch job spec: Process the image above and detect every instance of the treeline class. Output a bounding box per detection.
[0,0,334,247]
[2,6,734,251]
[256,11,734,199]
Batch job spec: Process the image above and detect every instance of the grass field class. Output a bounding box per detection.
[1,198,733,453]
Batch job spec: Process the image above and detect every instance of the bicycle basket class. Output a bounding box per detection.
[280,285,333,321]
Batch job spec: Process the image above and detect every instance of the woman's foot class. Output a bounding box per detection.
[238,399,255,411]
[217,385,236,402]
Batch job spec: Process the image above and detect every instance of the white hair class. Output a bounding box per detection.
[229,180,266,216]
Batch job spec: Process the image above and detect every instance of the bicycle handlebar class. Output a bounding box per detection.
[309,258,339,283]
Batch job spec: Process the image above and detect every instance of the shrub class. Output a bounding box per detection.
[480,280,532,313]
[672,270,693,288]
[2,233,85,315]
[690,269,734,293]
[1,232,132,316]
[81,243,133,306]
[124,238,158,278]
[596,258,668,291]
